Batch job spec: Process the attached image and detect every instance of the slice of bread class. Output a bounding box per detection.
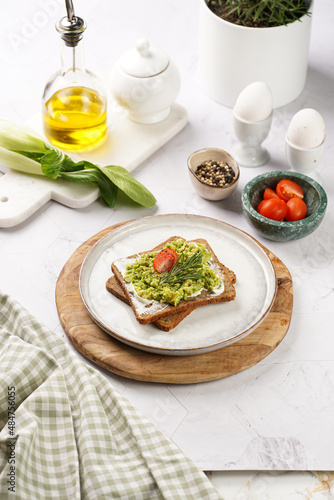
[106,276,194,331]
[110,237,236,325]
[106,238,236,331]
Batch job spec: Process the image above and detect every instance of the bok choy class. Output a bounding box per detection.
[0,120,156,208]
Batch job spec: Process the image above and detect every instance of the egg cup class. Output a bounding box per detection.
[232,111,273,167]
[285,135,326,183]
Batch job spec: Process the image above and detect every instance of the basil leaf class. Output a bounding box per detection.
[99,165,156,207]
[59,168,118,207]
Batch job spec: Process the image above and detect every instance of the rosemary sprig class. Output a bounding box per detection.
[159,252,204,286]
[207,0,310,28]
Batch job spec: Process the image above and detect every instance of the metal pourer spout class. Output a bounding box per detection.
[56,0,86,48]
[66,0,75,22]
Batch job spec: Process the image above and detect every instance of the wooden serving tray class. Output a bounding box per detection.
[55,221,293,384]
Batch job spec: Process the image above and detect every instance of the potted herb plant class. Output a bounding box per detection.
[198,0,313,108]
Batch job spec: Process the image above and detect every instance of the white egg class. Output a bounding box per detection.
[287,109,326,148]
[233,82,273,122]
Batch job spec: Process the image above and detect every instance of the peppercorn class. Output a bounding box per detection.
[195,160,236,187]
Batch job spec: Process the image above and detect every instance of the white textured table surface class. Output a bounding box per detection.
[1,0,334,496]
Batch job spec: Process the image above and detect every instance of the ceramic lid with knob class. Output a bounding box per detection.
[119,38,170,78]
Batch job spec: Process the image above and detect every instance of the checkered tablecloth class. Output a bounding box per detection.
[0,292,222,499]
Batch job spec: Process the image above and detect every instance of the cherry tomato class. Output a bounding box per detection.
[153,248,178,274]
[257,199,267,212]
[258,198,287,221]
[263,188,279,200]
[276,179,304,202]
[285,197,307,221]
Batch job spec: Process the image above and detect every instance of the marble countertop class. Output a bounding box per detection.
[1,0,334,496]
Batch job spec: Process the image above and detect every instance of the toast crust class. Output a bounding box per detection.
[106,276,194,331]
[109,237,236,326]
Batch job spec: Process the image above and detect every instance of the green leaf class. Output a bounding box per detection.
[220,0,310,27]
[0,146,44,176]
[40,149,66,179]
[59,168,118,207]
[99,165,156,207]
[59,155,90,172]
[11,151,46,162]
[253,1,266,22]
[0,119,156,209]
[0,119,49,154]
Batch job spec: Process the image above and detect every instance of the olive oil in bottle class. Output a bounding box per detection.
[43,86,107,151]
[42,0,107,152]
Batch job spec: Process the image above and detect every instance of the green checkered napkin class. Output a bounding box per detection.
[0,292,223,500]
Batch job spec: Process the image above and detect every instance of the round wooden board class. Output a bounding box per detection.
[55,221,293,384]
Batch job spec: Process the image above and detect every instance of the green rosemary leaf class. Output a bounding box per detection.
[159,252,204,286]
[209,0,310,28]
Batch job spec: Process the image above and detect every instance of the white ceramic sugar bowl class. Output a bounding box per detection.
[110,38,181,124]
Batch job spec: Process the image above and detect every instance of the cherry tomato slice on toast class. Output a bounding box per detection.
[153,248,178,274]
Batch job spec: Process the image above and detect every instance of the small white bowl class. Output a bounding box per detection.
[187,148,240,201]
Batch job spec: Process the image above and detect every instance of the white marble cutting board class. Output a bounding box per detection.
[0,103,187,228]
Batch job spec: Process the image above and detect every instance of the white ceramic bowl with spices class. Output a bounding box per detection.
[187,148,240,201]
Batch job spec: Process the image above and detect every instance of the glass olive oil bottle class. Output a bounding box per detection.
[42,1,107,152]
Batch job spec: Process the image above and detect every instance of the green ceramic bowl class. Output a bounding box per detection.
[242,171,327,241]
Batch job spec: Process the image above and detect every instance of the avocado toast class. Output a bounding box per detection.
[106,237,236,330]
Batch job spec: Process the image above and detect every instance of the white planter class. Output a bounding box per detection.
[198,0,313,108]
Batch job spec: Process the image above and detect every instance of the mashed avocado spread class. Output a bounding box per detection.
[124,239,222,306]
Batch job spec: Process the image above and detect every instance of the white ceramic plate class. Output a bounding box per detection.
[79,214,277,356]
